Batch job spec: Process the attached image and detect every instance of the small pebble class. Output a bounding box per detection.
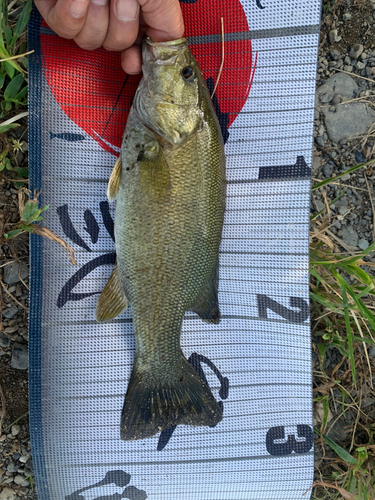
[343,12,352,21]
[13,475,30,487]
[323,164,333,177]
[355,150,367,163]
[358,239,370,251]
[350,43,364,59]
[0,487,16,500]
[329,29,338,44]
[11,424,21,436]
[320,93,334,103]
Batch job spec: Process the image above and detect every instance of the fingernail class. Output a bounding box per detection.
[70,0,89,18]
[115,0,139,21]
[91,0,108,6]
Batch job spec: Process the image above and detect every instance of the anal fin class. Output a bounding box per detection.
[96,264,128,322]
[107,156,122,202]
[191,260,221,324]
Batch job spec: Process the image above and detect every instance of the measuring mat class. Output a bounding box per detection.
[28,0,319,498]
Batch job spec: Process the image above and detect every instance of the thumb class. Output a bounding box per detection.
[139,0,184,42]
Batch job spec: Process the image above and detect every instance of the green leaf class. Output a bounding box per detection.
[21,200,40,221]
[2,0,8,26]
[341,263,373,286]
[309,291,341,312]
[331,269,357,386]
[0,71,5,88]
[13,0,33,38]
[311,160,374,190]
[4,60,15,79]
[15,166,28,179]
[5,101,12,111]
[4,73,24,99]
[314,428,357,465]
[0,123,19,133]
[14,85,28,102]
[4,25,12,46]
[4,228,23,239]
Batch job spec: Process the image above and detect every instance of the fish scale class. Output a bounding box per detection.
[96,38,226,441]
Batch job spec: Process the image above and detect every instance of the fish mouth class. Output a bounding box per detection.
[143,37,189,63]
[145,37,188,48]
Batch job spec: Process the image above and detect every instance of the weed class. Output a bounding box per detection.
[311,161,375,500]
[0,0,32,126]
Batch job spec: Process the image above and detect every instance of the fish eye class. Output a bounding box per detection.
[182,66,195,82]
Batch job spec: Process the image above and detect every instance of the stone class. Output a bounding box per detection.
[10,343,28,370]
[326,417,350,442]
[3,262,28,284]
[2,306,18,319]
[366,67,375,78]
[343,65,353,72]
[316,200,325,212]
[343,12,352,21]
[341,226,359,247]
[11,424,21,436]
[350,43,364,59]
[330,49,341,61]
[355,61,366,70]
[323,163,333,177]
[329,29,338,44]
[13,475,29,487]
[0,488,16,500]
[338,206,348,215]
[358,239,370,251]
[0,333,11,348]
[315,136,325,147]
[317,73,358,101]
[322,102,375,143]
[320,93,334,103]
[19,455,30,464]
[355,150,367,163]
[6,462,17,473]
[312,155,320,174]
[361,397,375,409]
[369,346,375,357]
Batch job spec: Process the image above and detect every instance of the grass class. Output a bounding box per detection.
[1,1,375,500]
[310,163,375,499]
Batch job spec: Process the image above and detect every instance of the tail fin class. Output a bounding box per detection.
[120,353,222,441]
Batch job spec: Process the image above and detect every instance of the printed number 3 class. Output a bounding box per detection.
[266,425,313,456]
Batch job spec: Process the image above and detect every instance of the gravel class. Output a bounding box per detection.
[3,263,29,285]
[1,2,375,500]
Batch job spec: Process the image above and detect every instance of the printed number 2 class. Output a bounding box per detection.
[266,425,313,456]
[257,295,309,323]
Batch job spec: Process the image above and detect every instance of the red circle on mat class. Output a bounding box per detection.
[40,0,253,154]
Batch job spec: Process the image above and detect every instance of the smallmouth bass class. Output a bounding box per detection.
[96,38,226,441]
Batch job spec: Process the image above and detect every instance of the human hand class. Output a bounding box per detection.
[34,0,184,74]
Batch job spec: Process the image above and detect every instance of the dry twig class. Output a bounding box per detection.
[33,227,76,265]
[211,18,224,98]
[0,384,6,438]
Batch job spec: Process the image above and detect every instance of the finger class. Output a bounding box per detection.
[121,45,142,74]
[35,0,91,39]
[73,0,110,50]
[139,0,184,41]
[103,0,140,52]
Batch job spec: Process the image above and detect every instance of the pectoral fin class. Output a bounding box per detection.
[107,156,122,202]
[95,264,128,322]
[191,260,221,324]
